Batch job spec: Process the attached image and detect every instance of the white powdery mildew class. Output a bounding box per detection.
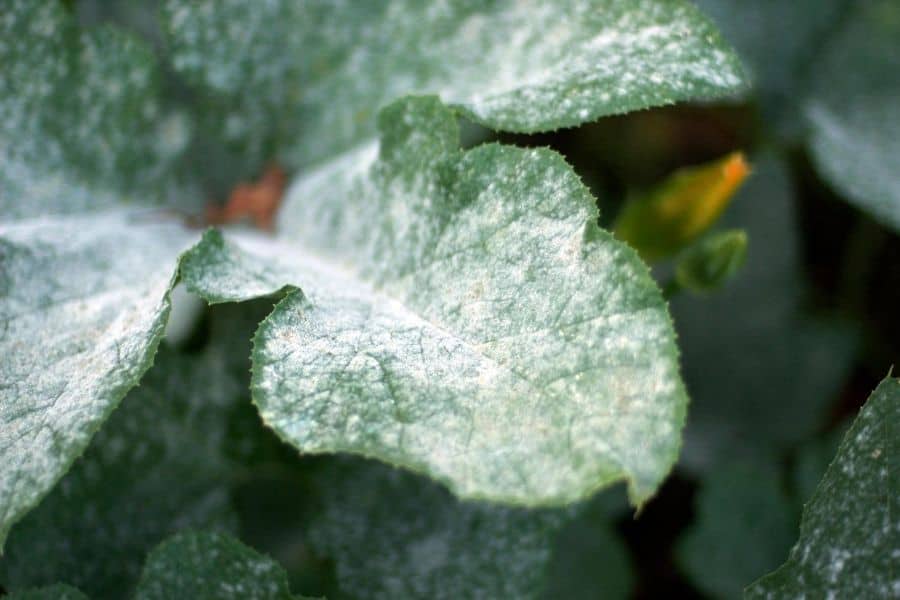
[0,1,189,221]
[162,0,744,167]
[747,377,899,598]
[134,531,294,599]
[0,344,243,596]
[231,98,688,506]
[0,212,197,545]
[451,1,742,127]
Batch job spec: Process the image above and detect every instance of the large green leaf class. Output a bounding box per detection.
[746,376,899,598]
[162,0,745,169]
[177,97,688,507]
[670,156,858,471]
[134,531,306,600]
[805,0,900,231]
[0,338,245,598]
[0,1,190,219]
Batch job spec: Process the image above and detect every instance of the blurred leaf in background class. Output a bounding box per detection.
[693,0,848,135]
[677,460,795,599]
[804,0,900,232]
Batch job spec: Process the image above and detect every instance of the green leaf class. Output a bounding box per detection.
[178,97,688,507]
[0,213,198,548]
[5,584,89,600]
[670,156,859,471]
[0,339,245,597]
[745,376,900,599]
[805,0,900,231]
[0,215,293,552]
[677,460,795,599]
[294,457,568,599]
[0,1,190,219]
[162,0,745,169]
[134,531,306,600]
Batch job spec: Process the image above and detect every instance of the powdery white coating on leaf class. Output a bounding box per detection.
[180,97,687,506]
[745,377,900,599]
[134,531,302,600]
[805,0,900,232]
[0,212,198,548]
[0,1,189,220]
[0,345,243,597]
[162,0,745,168]
[303,458,566,599]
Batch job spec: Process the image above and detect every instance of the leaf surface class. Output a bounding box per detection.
[5,585,89,600]
[162,0,745,168]
[134,531,305,600]
[0,338,246,597]
[0,213,200,547]
[0,0,735,540]
[0,1,189,220]
[297,458,567,599]
[746,376,900,598]
[805,0,900,231]
[179,97,688,506]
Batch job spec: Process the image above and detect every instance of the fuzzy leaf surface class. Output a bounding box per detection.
[746,377,900,598]
[0,213,201,547]
[162,0,745,168]
[134,531,305,600]
[177,97,688,507]
[0,342,244,598]
[5,585,89,600]
[0,1,189,220]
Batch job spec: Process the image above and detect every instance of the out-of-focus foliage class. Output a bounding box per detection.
[671,156,858,472]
